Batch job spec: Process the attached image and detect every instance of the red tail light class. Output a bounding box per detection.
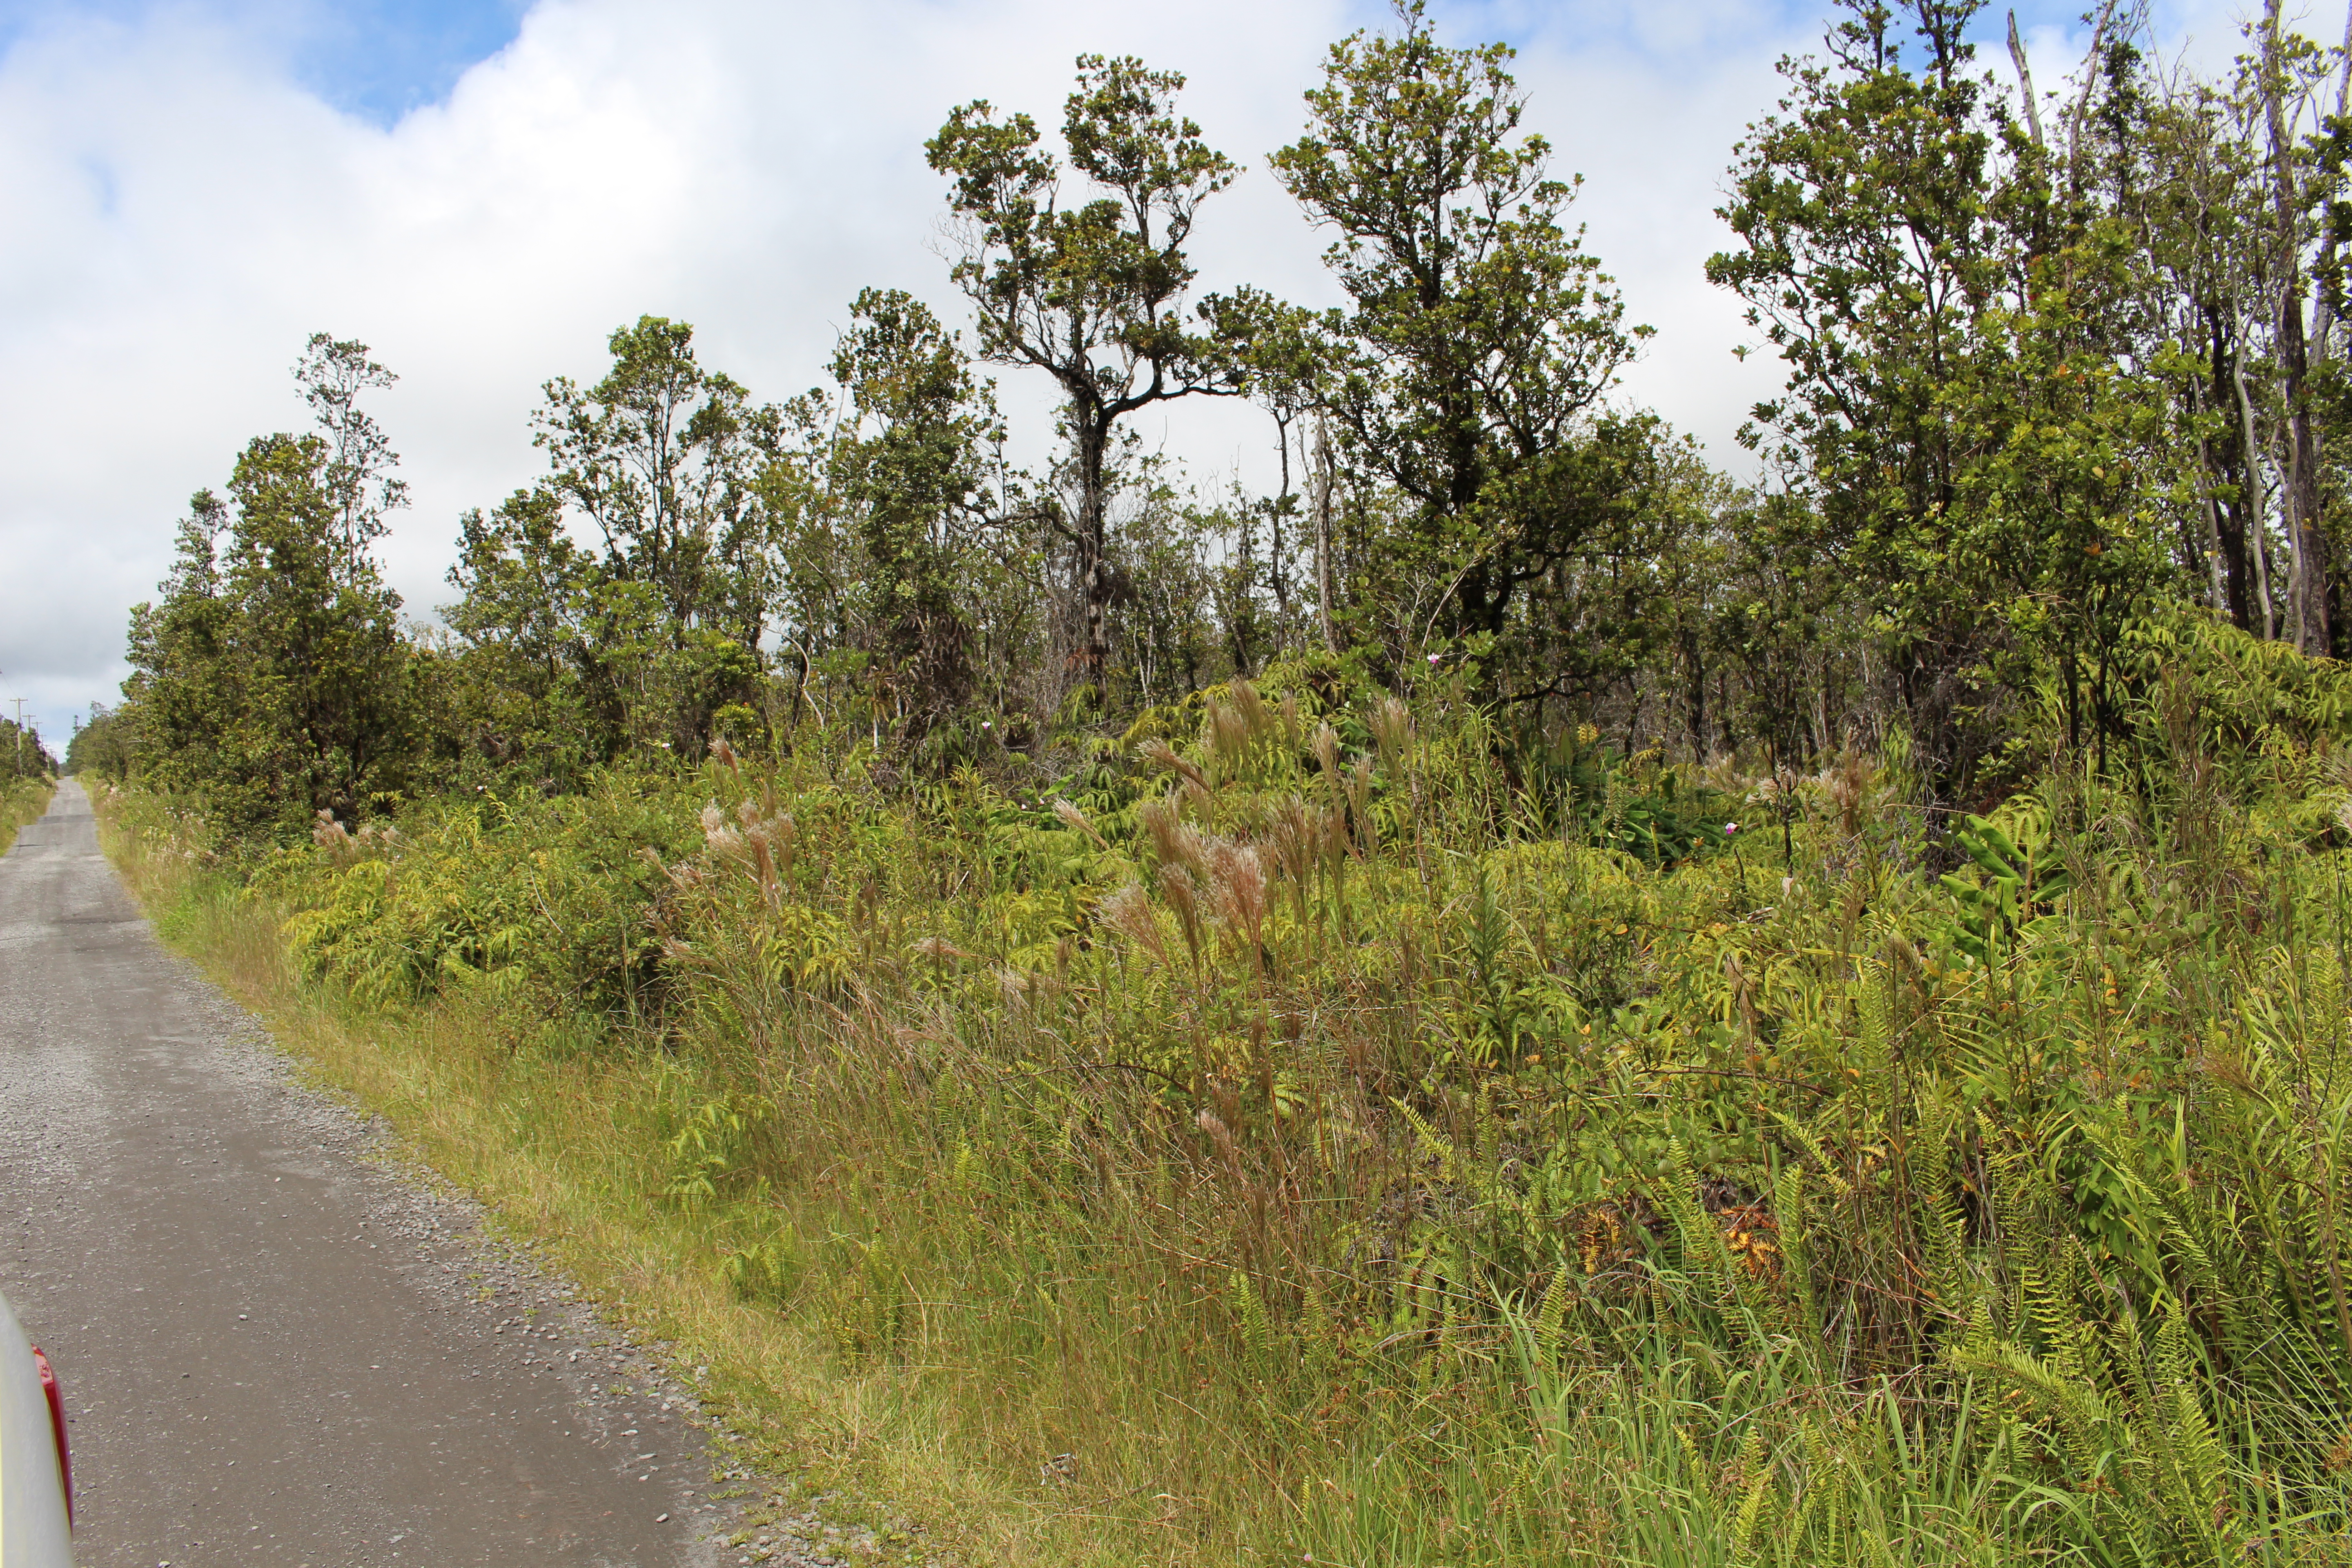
[30,1346,70,1526]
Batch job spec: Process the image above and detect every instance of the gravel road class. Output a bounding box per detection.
[0,779,786,1566]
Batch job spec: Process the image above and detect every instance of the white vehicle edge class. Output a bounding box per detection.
[0,1288,73,1566]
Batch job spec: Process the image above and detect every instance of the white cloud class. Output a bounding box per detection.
[0,0,2286,746]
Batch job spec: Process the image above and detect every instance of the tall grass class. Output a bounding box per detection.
[95,620,2352,1564]
[1,774,54,857]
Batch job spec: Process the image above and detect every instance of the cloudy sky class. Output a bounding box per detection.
[0,0,2269,746]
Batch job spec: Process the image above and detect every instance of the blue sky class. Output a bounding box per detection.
[0,0,2281,745]
[0,0,529,123]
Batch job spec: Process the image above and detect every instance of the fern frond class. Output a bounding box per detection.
[1768,1107,1853,1198]
[1730,1421,1773,1567]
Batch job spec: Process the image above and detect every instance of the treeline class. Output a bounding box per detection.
[2,715,54,780]
[78,0,2352,824]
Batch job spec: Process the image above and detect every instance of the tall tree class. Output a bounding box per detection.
[2133,74,2268,630]
[1203,285,1347,658]
[126,412,415,835]
[1708,0,2177,786]
[534,317,784,655]
[927,54,1244,686]
[443,487,617,779]
[295,333,410,567]
[829,288,1001,739]
[529,318,787,755]
[1270,0,1648,656]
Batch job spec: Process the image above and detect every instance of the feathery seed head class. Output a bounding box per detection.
[1098,884,1169,965]
[1370,696,1412,776]
[1053,797,1111,851]
[1141,737,1210,794]
[1141,796,1202,875]
[1159,862,1206,965]
[1232,680,1272,740]
[1213,845,1267,946]
[1206,701,1251,771]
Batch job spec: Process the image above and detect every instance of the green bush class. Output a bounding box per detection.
[269,777,700,1017]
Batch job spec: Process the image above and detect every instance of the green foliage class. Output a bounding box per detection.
[1269,2,1655,683]
[829,288,1000,740]
[928,51,1245,681]
[446,316,800,774]
[1934,802,2074,963]
[125,652,2344,1560]
[64,704,127,780]
[0,713,55,781]
[270,778,700,1016]
[126,424,418,838]
[98,1,2352,844]
[1706,0,2187,798]
[1497,718,1731,866]
[0,775,53,858]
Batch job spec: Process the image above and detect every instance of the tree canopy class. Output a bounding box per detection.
[98,0,2352,823]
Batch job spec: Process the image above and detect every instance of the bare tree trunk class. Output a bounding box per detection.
[2008,11,2046,147]
[2280,295,2328,652]
[1311,415,1338,655]
[2066,0,2121,195]
[2264,0,2332,654]
[1813,662,1832,763]
[2205,307,2259,628]
[1269,412,1293,640]
[2234,303,2280,640]
[2313,2,2352,364]
[1074,415,1114,683]
[2313,3,2352,651]
[2193,399,2230,612]
[1683,627,1707,763]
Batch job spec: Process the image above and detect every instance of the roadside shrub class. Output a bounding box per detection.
[271,776,700,1018]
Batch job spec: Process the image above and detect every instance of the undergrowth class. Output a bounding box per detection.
[95,618,2352,1565]
[1,774,55,857]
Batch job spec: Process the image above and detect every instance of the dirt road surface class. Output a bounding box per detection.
[0,780,755,1566]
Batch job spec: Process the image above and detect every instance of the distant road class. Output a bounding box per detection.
[0,780,728,1567]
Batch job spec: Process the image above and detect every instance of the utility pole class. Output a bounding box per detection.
[9,697,25,778]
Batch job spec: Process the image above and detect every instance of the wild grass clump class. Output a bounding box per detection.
[97,621,2352,1565]
[0,774,54,856]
